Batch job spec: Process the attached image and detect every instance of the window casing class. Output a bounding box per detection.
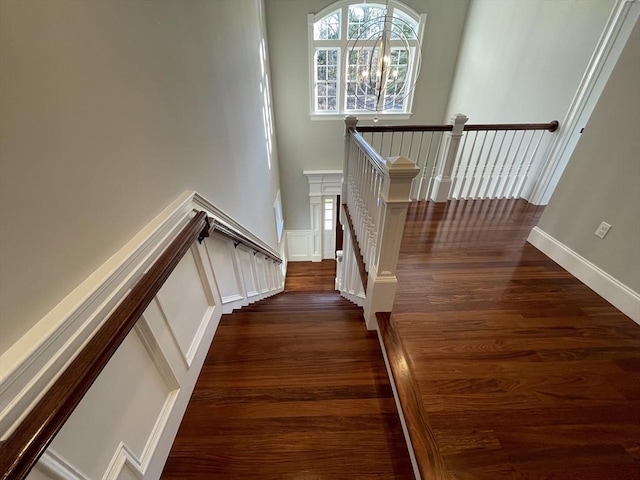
[308,1,425,119]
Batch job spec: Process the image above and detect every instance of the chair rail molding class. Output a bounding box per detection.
[0,191,284,480]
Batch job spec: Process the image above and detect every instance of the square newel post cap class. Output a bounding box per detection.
[449,113,469,134]
[385,156,421,179]
[344,115,358,128]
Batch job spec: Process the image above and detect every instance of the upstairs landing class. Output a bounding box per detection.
[388,199,640,479]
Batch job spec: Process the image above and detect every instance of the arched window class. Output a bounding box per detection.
[308,1,425,118]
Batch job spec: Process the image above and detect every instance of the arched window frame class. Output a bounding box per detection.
[308,0,426,120]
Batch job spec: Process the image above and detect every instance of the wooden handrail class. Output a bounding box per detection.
[0,211,210,480]
[210,219,282,264]
[356,124,454,133]
[356,120,558,133]
[465,120,559,132]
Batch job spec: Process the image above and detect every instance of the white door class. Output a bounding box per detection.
[322,196,336,259]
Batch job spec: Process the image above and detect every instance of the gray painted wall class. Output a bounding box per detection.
[445,0,615,123]
[0,0,281,354]
[265,0,470,229]
[537,19,640,292]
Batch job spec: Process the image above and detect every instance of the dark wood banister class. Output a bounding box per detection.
[0,211,211,480]
[355,120,558,133]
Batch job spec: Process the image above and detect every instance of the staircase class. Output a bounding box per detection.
[161,266,415,479]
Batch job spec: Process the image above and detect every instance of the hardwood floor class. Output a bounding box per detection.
[161,268,414,479]
[392,199,640,480]
[284,259,337,291]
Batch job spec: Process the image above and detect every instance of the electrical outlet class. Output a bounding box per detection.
[594,221,612,239]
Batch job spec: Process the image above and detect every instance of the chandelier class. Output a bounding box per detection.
[345,2,421,120]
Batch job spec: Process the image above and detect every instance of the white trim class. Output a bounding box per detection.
[529,0,640,205]
[376,331,421,480]
[36,449,89,480]
[103,442,144,480]
[192,192,279,259]
[528,227,640,324]
[310,113,412,121]
[0,193,194,440]
[339,289,365,307]
[0,189,285,480]
[285,230,318,262]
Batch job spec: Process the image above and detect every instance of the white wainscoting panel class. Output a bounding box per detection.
[156,247,215,366]
[285,229,316,262]
[205,234,245,305]
[37,330,172,480]
[10,191,286,480]
[237,247,260,300]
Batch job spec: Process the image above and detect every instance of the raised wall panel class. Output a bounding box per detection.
[42,330,173,480]
[205,234,244,304]
[237,247,259,298]
[156,247,213,364]
[285,230,314,261]
[139,300,187,376]
[257,256,269,294]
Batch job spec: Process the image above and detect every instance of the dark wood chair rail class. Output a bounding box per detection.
[341,204,368,291]
[356,120,558,133]
[210,220,282,264]
[0,211,210,480]
[377,312,449,480]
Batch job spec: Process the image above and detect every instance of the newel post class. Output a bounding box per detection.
[431,113,468,202]
[342,116,358,201]
[363,156,420,330]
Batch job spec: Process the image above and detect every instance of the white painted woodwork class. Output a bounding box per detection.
[322,197,337,260]
[34,330,172,479]
[528,227,640,324]
[156,247,213,365]
[431,113,468,202]
[4,191,284,480]
[340,121,419,326]
[205,234,245,306]
[363,156,420,328]
[237,247,260,300]
[302,170,343,262]
[285,229,316,261]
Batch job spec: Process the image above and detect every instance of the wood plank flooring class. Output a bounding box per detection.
[284,259,337,291]
[392,199,640,480]
[161,265,414,479]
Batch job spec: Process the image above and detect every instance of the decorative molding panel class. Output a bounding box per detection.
[30,449,88,480]
[0,192,195,440]
[528,226,640,324]
[2,190,286,479]
[285,230,317,262]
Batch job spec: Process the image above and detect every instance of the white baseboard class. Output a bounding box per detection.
[528,227,640,324]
